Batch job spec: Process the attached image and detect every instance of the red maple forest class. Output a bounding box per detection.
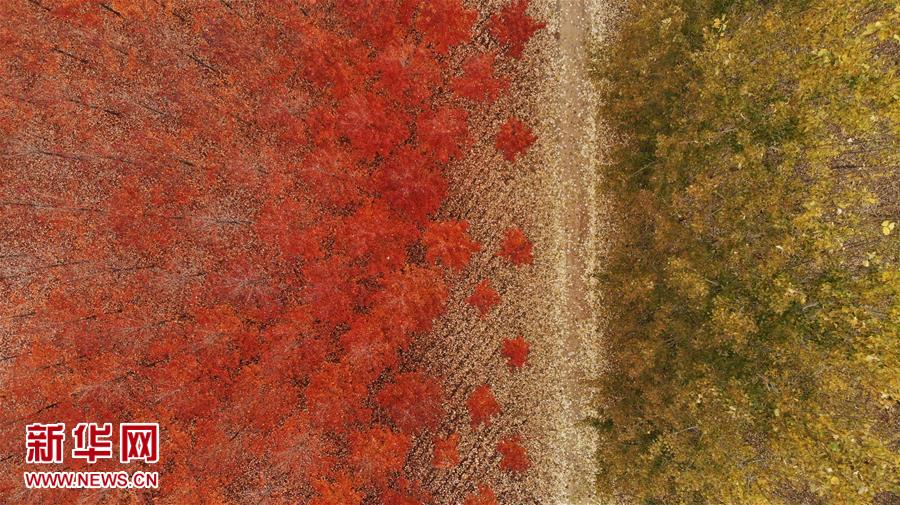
[0,0,542,502]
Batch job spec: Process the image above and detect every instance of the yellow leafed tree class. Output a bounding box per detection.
[592,0,898,502]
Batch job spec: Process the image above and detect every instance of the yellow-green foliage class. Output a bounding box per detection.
[592,0,898,502]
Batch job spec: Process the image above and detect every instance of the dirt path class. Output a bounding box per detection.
[537,0,610,502]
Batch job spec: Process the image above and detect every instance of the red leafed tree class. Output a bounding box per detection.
[337,92,410,161]
[452,52,510,103]
[467,279,501,316]
[417,105,470,163]
[336,0,419,49]
[300,146,374,209]
[416,0,477,54]
[423,220,482,271]
[305,362,372,432]
[230,363,297,431]
[348,425,411,489]
[375,147,448,224]
[495,117,537,162]
[502,335,530,369]
[381,478,433,505]
[376,372,445,434]
[497,226,534,265]
[497,436,531,473]
[266,413,335,486]
[432,432,461,469]
[302,256,361,329]
[464,485,500,505]
[373,44,442,106]
[335,201,418,276]
[255,198,324,261]
[488,0,546,58]
[340,322,400,383]
[0,0,543,501]
[311,474,364,505]
[467,384,502,427]
[371,265,449,337]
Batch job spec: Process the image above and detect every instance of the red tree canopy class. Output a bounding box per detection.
[376,372,445,434]
[423,220,482,271]
[337,92,410,161]
[348,425,411,489]
[381,478,433,505]
[375,147,448,224]
[373,44,441,106]
[305,362,371,432]
[502,335,530,369]
[497,436,531,473]
[495,117,537,162]
[311,474,363,505]
[467,384,501,427]
[497,226,534,265]
[371,265,449,337]
[0,0,544,500]
[464,485,500,505]
[336,0,419,49]
[432,432,461,469]
[467,279,501,316]
[416,0,477,54]
[417,105,470,164]
[452,52,510,103]
[488,0,546,58]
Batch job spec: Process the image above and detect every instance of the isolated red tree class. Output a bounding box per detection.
[502,335,531,369]
[467,279,501,316]
[498,226,534,265]
[467,384,502,427]
[488,0,547,58]
[432,432,461,469]
[497,436,531,473]
[464,485,500,505]
[495,117,537,162]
